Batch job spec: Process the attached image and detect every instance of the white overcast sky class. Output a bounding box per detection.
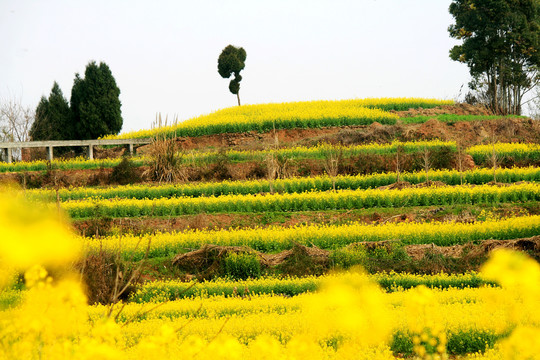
[1,0,471,133]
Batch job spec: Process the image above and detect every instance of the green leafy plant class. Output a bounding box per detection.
[110,156,141,185]
[221,252,261,280]
[329,247,367,269]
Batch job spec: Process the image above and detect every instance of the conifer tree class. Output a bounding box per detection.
[70,61,122,139]
[30,82,72,140]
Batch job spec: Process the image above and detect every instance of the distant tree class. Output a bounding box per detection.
[0,95,34,143]
[29,96,50,141]
[29,82,72,141]
[71,61,122,139]
[448,0,540,115]
[218,45,247,106]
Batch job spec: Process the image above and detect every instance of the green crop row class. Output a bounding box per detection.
[90,286,505,356]
[3,141,539,174]
[391,329,503,357]
[185,140,456,165]
[62,183,540,219]
[85,215,540,259]
[33,166,540,202]
[0,157,143,173]
[129,272,495,303]
[468,142,540,164]
[0,140,454,173]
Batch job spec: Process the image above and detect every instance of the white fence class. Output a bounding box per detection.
[0,138,152,163]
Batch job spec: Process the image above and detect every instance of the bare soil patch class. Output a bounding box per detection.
[168,236,540,279]
[404,236,540,260]
[72,203,538,237]
[134,108,539,154]
[172,244,260,278]
[377,180,448,190]
[171,243,330,279]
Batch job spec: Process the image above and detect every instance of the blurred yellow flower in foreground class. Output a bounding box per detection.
[0,188,80,274]
[481,248,540,294]
[305,269,392,348]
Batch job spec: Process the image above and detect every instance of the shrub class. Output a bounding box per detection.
[110,156,141,185]
[221,252,261,280]
[77,249,140,304]
[446,330,501,355]
[144,137,186,183]
[208,150,233,181]
[330,247,367,269]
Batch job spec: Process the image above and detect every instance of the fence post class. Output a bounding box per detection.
[0,139,151,163]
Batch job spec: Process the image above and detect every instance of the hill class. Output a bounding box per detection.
[2,97,540,358]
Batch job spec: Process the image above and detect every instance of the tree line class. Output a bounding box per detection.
[30,61,122,141]
[2,0,539,147]
[26,43,246,142]
[449,0,539,115]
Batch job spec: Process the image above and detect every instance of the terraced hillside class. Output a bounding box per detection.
[1,98,539,359]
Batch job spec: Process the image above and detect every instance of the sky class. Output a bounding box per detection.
[0,0,472,133]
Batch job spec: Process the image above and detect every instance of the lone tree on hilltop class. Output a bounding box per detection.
[30,82,73,141]
[70,61,122,139]
[218,45,247,106]
[448,0,540,115]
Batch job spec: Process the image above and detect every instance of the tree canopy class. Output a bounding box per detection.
[29,82,72,141]
[218,45,247,106]
[71,61,123,139]
[448,0,540,115]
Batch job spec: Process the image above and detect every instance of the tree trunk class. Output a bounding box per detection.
[492,66,498,114]
[237,92,241,106]
[500,59,506,115]
[515,87,522,115]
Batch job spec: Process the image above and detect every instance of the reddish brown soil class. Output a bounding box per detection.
[16,105,539,165]
[171,243,330,279]
[2,107,538,189]
[130,105,540,154]
[0,168,117,189]
[376,180,448,191]
[74,211,379,236]
[404,236,540,260]
[168,236,539,279]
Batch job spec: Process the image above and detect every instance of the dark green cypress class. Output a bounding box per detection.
[30,82,72,140]
[71,61,123,139]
